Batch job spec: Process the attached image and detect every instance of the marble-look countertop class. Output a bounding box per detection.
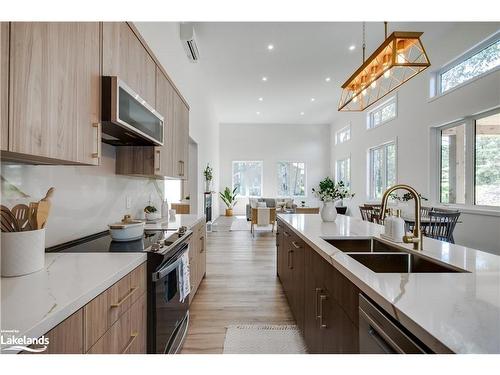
[277,213,500,354]
[1,252,146,352]
[144,214,205,231]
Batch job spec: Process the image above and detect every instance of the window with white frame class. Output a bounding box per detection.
[367,96,397,129]
[335,125,351,144]
[368,142,396,200]
[436,109,500,208]
[232,161,263,197]
[335,157,351,188]
[436,32,500,95]
[277,161,306,197]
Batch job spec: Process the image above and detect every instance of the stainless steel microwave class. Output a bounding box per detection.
[101,76,164,146]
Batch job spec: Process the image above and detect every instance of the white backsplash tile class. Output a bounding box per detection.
[1,144,165,247]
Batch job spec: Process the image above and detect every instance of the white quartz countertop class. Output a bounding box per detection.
[144,214,205,231]
[1,252,146,352]
[277,213,500,354]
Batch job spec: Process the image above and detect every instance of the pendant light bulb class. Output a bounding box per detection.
[362,89,367,96]
[371,81,377,89]
[397,53,405,64]
[353,96,358,103]
[384,70,391,78]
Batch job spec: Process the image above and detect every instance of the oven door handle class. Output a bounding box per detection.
[152,243,189,281]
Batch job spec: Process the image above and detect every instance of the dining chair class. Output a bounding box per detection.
[426,211,461,243]
[359,206,383,224]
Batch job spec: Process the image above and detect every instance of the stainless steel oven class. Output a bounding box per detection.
[150,239,190,354]
[102,76,164,146]
[359,294,429,354]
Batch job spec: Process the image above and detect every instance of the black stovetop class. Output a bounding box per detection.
[46,231,165,253]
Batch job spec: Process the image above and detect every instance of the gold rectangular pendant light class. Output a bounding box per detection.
[338,31,430,111]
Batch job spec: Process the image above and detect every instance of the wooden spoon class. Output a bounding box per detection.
[1,205,19,232]
[28,202,38,231]
[11,204,30,231]
[36,187,55,229]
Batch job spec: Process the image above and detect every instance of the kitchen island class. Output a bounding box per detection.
[277,213,500,354]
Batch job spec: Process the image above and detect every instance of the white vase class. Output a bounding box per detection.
[320,201,338,222]
[161,199,169,219]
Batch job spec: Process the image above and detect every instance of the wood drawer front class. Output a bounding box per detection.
[84,263,146,351]
[87,292,146,354]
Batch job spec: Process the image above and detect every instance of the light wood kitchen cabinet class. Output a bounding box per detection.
[102,22,156,107]
[6,22,101,165]
[189,219,207,304]
[172,92,189,179]
[1,22,8,151]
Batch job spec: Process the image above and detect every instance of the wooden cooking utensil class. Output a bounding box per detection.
[11,204,30,231]
[28,202,38,231]
[36,187,55,229]
[1,205,20,232]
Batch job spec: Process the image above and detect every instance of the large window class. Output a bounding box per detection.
[368,142,396,200]
[232,161,263,197]
[435,110,500,208]
[335,125,351,144]
[437,33,500,95]
[367,96,397,129]
[335,157,351,187]
[277,162,306,197]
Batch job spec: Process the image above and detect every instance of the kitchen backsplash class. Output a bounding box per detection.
[1,144,165,247]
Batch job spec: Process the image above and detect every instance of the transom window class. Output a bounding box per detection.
[335,125,351,144]
[438,33,500,94]
[277,161,306,197]
[435,109,500,208]
[335,157,351,188]
[368,141,397,200]
[367,96,397,129]
[232,161,263,197]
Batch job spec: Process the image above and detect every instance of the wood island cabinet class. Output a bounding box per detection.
[276,218,360,354]
[5,22,101,165]
[189,219,207,304]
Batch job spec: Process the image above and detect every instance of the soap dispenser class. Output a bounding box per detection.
[383,208,394,239]
[391,209,406,243]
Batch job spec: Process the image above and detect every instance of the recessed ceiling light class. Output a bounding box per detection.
[258,97,263,101]
[300,112,305,116]
[311,98,315,102]
[267,44,274,50]
[262,76,268,82]
[325,77,331,82]
[256,111,261,115]
[349,45,356,51]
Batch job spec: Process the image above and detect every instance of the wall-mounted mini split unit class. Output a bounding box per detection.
[180,23,200,62]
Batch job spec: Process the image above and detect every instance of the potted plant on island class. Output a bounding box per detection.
[219,186,238,216]
[312,177,341,222]
[203,163,213,192]
[144,205,160,221]
[335,180,355,215]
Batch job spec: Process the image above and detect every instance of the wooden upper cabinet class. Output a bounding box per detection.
[102,22,156,107]
[8,22,101,165]
[155,67,175,177]
[172,92,189,179]
[1,23,8,151]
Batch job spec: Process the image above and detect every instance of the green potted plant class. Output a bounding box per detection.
[219,186,238,216]
[335,180,355,215]
[203,163,213,192]
[312,177,341,222]
[144,205,160,221]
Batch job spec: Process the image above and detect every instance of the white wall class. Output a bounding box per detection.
[219,123,331,215]
[1,144,163,247]
[134,22,220,218]
[330,23,500,254]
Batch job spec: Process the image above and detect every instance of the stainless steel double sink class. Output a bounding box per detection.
[322,238,469,274]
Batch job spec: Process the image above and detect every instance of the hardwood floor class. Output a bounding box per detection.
[181,230,295,354]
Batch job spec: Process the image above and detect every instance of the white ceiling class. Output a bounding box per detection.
[144,22,459,125]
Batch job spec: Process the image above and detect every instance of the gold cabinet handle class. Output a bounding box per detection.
[315,288,322,319]
[110,287,138,308]
[283,231,290,237]
[121,332,139,354]
[155,149,161,171]
[291,241,301,249]
[319,294,327,329]
[200,236,204,252]
[92,122,101,159]
[288,249,294,269]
